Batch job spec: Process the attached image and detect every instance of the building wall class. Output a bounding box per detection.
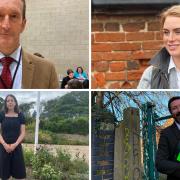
[21,0,89,78]
[92,12,163,89]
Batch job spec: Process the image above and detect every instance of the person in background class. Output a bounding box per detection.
[67,79,83,89]
[74,66,88,81]
[61,69,74,89]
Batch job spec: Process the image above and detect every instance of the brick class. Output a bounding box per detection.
[156,32,163,40]
[91,75,98,89]
[92,62,95,72]
[92,52,102,61]
[140,59,149,66]
[132,81,139,88]
[132,50,157,60]
[142,41,163,50]
[92,44,112,52]
[127,70,143,80]
[105,72,126,81]
[92,23,104,32]
[127,61,140,70]
[95,14,110,21]
[92,34,95,44]
[112,52,131,61]
[94,61,109,72]
[148,21,161,31]
[120,81,132,89]
[108,82,121,89]
[126,32,155,41]
[95,33,125,42]
[109,62,126,72]
[94,72,106,88]
[122,22,145,32]
[105,23,119,31]
[102,53,113,61]
[97,161,110,166]
[111,43,141,51]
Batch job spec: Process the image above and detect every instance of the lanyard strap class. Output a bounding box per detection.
[0,48,22,89]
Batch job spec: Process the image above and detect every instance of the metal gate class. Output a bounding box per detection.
[142,102,172,180]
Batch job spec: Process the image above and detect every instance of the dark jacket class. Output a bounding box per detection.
[156,122,180,180]
[61,76,72,89]
[149,48,170,89]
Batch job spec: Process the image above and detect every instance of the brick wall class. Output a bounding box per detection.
[92,13,164,89]
[21,0,89,78]
[92,125,115,180]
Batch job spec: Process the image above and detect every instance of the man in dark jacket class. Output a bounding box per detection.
[156,96,180,180]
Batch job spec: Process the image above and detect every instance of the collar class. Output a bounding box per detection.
[168,56,178,74]
[149,47,170,73]
[175,121,180,130]
[0,45,22,63]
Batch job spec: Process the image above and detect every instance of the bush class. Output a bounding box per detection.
[23,148,34,166]
[24,147,88,180]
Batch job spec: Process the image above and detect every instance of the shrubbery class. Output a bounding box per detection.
[23,147,88,180]
[40,116,88,135]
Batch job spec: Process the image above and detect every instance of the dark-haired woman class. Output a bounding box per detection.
[74,66,88,81]
[0,94,26,180]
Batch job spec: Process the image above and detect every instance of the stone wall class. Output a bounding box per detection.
[21,0,89,78]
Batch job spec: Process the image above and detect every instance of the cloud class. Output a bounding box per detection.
[0,91,71,104]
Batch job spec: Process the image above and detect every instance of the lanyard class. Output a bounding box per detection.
[0,48,22,89]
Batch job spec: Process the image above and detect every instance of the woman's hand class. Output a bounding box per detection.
[3,143,12,153]
[9,143,18,152]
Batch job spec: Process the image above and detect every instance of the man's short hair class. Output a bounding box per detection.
[21,0,26,19]
[168,96,180,114]
[67,79,83,89]
[160,5,180,28]
[67,69,74,75]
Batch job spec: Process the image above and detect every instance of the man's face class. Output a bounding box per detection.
[0,0,26,55]
[163,16,180,60]
[170,99,180,123]
[69,72,74,79]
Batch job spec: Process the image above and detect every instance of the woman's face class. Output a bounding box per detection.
[77,68,82,73]
[163,16,180,59]
[6,96,16,111]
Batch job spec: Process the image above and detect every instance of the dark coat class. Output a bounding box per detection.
[156,122,180,180]
[149,47,170,89]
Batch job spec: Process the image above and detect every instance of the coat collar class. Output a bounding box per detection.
[22,50,35,89]
[149,47,170,74]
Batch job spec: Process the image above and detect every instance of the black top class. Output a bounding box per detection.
[0,112,25,144]
[61,76,72,89]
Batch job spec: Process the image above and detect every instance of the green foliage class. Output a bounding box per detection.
[19,102,35,121]
[24,128,88,145]
[41,91,88,119]
[24,147,88,180]
[40,116,88,135]
[24,148,34,166]
[0,97,4,111]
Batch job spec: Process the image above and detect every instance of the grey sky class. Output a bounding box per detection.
[0,91,71,104]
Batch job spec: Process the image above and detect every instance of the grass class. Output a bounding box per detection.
[24,128,89,145]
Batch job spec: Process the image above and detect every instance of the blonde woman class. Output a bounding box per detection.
[138,5,180,89]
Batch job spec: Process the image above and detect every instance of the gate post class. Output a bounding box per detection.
[114,107,142,180]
